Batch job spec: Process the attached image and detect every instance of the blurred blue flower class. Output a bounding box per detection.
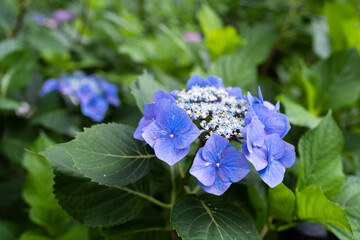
[40,74,120,122]
[133,90,176,141]
[190,134,250,195]
[226,87,243,99]
[186,74,224,89]
[142,99,200,165]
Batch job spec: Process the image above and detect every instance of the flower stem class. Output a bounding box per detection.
[177,161,185,179]
[170,165,176,204]
[192,185,202,194]
[115,186,172,209]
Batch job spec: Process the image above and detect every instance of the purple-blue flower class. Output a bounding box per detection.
[190,134,250,195]
[39,74,120,122]
[133,90,176,141]
[53,10,74,22]
[242,116,295,187]
[183,32,202,43]
[142,99,200,165]
[186,74,224,89]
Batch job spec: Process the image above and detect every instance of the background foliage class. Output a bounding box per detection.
[0,0,360,239]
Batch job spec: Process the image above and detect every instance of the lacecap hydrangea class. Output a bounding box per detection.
[134,74,295,195]
[40,74,120,122]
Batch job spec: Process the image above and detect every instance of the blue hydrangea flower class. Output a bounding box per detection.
[242,116,295,187]
[226,87,243,99]
[39,74,120,122]
[133,90,176,141]
[142,99,200,165]
[186,74,224,89]
[190,134,250,195]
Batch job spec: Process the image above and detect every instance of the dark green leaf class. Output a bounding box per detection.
[62,123,155,187]
[268,184,295,222]
[295,186,351,234]
[0,96,21,110]
[171,194,261,240]
[0,38,22,60]
[0,220,20,240]
[247,182,267,231]
[297,112,344,198]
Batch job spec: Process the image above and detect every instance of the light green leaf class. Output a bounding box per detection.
[0,38,22,60]
[297,112,344,198]
[326,176,360,239]
[62,123,155,187]
[102,219,171,240]
[295,186,351,234]
[131,71,164,113]
[0,96,21,110]
[312,48,360,110]
[268,184,295,222]
[22,133,70,237]
[54,171,148,227]
[206,26,242,60]
[209,48,257,90]
[171,194,261,240]
[311,17,331,59]
[18,230,52,240]
[196,3,222,36]
[279,95,322,129]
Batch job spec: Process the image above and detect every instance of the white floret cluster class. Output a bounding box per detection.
[176,86,249,139]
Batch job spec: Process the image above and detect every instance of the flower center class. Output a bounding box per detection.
[169,134,174,138]
[176,86,249,139]
[216,163,221,168]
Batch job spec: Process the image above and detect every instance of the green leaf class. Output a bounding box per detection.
[206,26,242,60]
[327,176,360,239]
[54,171,148,227]
[239,24,276,65]
[18,230,52,240]
[311,17,331,59]
[0,96,21,110]
[209,48,257,90]
[31,110,80,137]
[131,71,164,113]
[268,184,295,222]
[0,38,22,60]
[295,186,351,234]
[324,1,360,52]
[171,194,261,240]
[312,48,360,110]
[297,112,344,198]
[62,123,155,187]
[278,95,322,129]
[22,133,70,237]
[247,183,267,231]
[196,3,222,36]
[0,220,19,240]
[102,219,171,240]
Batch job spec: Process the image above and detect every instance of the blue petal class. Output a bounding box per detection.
[186,74,208,89]
[133,118,152,141]
[76,84,97,104]
[226,87,242,98]
[245,116,265,153]
[264,113,290,138]
[252,104,272,123]
[99,80,120,106]
[40,79,59,96]
[143,103,156,120]
[259,160,285,188]
[264,134,284,160]
[189,148,216,186]
[206,75,224,88]
[257,86,264,103]
[219,147,250,183]
[80,96,108,122]
[153,138,190,165]
[278,142,296,168]
[242,143,268,171]
[202,134,229,162]
[142,121,168,148]
[174,123,200,149]
[154,99,192,134]
[198,174,231,196]
[153,90,176,103]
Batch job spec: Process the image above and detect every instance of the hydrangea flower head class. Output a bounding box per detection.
[190,134,250,195]
[134,74,295,193]
[142,99,200,165]
[39,74,120,122]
